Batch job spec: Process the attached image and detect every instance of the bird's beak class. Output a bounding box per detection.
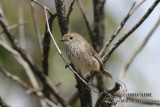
[59,38,67,42]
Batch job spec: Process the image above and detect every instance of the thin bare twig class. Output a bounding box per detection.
[67,0,75,19]
[119,17,160,81]
[99,2,136,57]
[19,5,26,48]
[76,0,92,36]
[132,0,146,13]
[0,22,28,34]
[0,67,30,89]
[29,0,43,55]
[99,0,147,57]
[102,0,160,63]
[31,0,51,12]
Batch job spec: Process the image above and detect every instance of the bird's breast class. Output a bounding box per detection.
[65,43,100,72]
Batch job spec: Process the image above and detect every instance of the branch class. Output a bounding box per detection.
[99,0,147,57]
[75,77,92,107]
[29,0,43,55]
[0,67,57,107]
[18,5,26,49]
[91,0,106,52]
[0,97,10,107]
[76,0,92,36]
[0,66,30,89]
[0,22,28,34]
[102,0,160,63]
[55,0,70,35]
[70,65,92,107]
[99,2,136,57]
[95,81,127,107]
[119,16,160,81]
[30,0,51,12]
[92,72,107,92]
[0,4,67,107]
[67,0,75,19]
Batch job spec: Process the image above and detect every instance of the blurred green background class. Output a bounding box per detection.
[0,0,160,107]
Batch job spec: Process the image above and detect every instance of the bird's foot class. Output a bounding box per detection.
[65,63,71,69]
[86,83,92,87]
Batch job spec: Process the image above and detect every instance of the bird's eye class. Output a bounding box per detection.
[69,37,73,40]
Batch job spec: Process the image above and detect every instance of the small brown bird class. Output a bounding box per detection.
[60,32,113,78]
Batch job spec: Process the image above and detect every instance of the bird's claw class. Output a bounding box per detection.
[86,83,91,87]
[65,63,71,69]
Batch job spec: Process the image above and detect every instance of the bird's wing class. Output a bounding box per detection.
[87,44,104,71]
[88,44,113,78]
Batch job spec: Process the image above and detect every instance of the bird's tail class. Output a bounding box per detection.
[101,69,113,78]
